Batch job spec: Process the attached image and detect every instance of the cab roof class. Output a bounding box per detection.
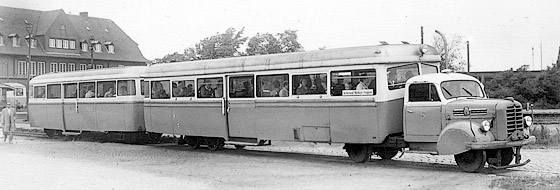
[407,72,479,84]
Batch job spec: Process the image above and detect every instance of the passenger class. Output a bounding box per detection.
[234,81,252,97]
[104,87,115,97]
[118,86,128,96]
[296,78,310,95]
[172,82,180,97]
[367,78,376,91]
[405,71,415,81]
[177,81,189,97]
[388,71,398,85]
[331,79,344,96]
[85,87,95,98]
[199,84,214,98]
[214,84,223,98]
[185,84,194,97]
[279,81,289,97]
[355,78,368,90]
[345,82,354,90]
[1,102,16,143]
[310,78,326,94]
[152,82,169,99]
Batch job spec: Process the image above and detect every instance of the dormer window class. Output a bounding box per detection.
[9,33,20,47]
[104,41,114,54]
[91,41,102,53]
[81,40,88,52]
[25,35,36,48]
[0,34,4,46]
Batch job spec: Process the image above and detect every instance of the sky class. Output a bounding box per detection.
[3,0,560,71]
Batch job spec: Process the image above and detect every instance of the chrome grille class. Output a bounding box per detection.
[453,108,488,116]
[506,104,523,136]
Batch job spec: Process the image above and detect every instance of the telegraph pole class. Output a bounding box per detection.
[532,47,534,70]
[24,20,33,121]
[467,41,470,73]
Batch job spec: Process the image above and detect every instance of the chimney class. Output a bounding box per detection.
[80,12,88,19]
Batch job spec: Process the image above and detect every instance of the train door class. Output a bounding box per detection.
[225,75,257,138]
[62,83,82,131]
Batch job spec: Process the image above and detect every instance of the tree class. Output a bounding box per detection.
[432,33,467,71]
[277,30,303,53]
[246,33,282,55]
[246,30,304,55]
[195,27,248,59]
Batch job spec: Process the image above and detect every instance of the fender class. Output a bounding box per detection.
[437,121,495,155]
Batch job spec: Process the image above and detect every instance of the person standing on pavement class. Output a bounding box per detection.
[1,102,17,143]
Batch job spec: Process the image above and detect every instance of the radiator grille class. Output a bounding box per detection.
[506,104,523,136]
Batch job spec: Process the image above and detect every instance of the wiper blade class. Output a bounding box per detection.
[462,87,473,96]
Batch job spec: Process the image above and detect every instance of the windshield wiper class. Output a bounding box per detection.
[462,87,473,96]
[442,87,453,97]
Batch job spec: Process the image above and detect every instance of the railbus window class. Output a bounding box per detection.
[387,64,419,90]
[229,76,254,98]
[79,82,96,98]
[197,77,223,98]
[29,86,34,98]
[98,81,117,98]
[292,73,327,95]
[256,74,289,97]
[117,80,136,96]
[409,83,440,102]
[421,63,438,74]
[151,80,170,99]
[64,83,78,99]
[33,86,46,98]
[331,69,376,96]
[46,84,61,99]
[172,80,195,97]
[141,80,149,98]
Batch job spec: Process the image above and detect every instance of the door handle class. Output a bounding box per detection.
[75,101,79,113]
[407,109,414,113]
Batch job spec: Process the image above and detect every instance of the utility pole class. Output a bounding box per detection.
[421,26,424,44]
[540,42,543,70]
[532,47,534,70]
[24,20,33,120]
[467,41,470,73]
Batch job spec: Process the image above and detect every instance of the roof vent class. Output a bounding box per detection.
[105,29,109,32]
[379,41,389,45]
[0,17,4,22]
[86,26,90,31]
[80,12,88,19]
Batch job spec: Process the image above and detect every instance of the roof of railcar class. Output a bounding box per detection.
[30,66,147,84]
[143,44,441,78]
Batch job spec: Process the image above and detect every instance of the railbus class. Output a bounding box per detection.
[141,44,440,151]
[28,66,157,143]
[4,83,27,109]
[142,43,535,172]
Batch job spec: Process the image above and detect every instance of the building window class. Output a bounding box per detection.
[94,44,102,52]
[29,61,36,76]
[37,62,45,75]
[69,40,76,49]
[10,34,20,47]
[59,63,67,72]
[107,44,115,54]
[31,39,37,48]
[80,64,87,70]
[50,62,58,73]
[56,39,62,48]
[63,40,69,49]
[81,42,88,52]
[17,61,26,76]
[49,39,56,48]
[0,35,4,46]
[95,65,103,69]
[68,63,75,72]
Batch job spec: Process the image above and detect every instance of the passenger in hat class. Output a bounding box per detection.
[1,102,17,143]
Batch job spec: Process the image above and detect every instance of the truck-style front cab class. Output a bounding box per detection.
[404,72,536,172]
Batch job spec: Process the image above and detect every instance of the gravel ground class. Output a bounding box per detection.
[0,137,557,190]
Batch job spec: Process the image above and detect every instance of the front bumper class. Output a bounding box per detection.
[465,136,536,150]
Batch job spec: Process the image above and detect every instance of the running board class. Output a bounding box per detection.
[404,150,438,155]
[225,141,260,146]
[61,132,81,136]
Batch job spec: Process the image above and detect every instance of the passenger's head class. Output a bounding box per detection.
[345,82,353,90]
[300,78,309,86]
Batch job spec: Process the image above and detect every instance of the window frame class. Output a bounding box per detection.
[256,74,289,98]
[330,69,376,97]
[291,73,328,96]
[408,83,441,102]
[46,84,62,99]
[79,82,96,98]
[196,77,223,99]
[63,83,78,99]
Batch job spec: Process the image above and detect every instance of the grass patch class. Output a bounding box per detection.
[525,125,560,149]
[490,175,560,190]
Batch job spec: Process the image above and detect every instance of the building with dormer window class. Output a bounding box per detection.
[0,6,147,87]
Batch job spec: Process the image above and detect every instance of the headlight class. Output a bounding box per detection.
[523,116,533,128]
[480,120,491,132]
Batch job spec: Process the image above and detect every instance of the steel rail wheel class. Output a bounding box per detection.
[345,144,373,163]
[454,150,487,172]
[185,137,200,150]
[207,138,224,151]
[374,148,399,160]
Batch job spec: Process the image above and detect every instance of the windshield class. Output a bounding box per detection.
[440,80,485,99]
